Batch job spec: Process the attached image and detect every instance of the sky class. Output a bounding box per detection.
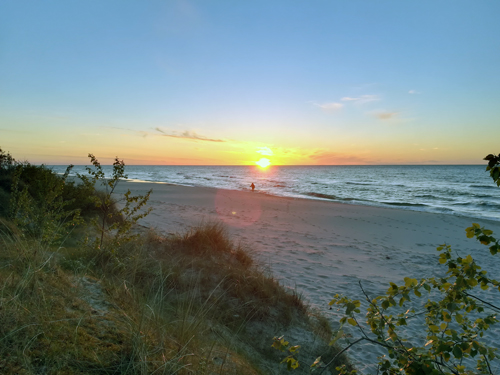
[1,0,499,165]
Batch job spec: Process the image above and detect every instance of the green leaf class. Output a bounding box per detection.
[453,345,463,359]
[490,244,499,255]
[442,312,451,322]
[484,154,495,160]
[347,318,357,326]
[404,277,418,287]
[429,325,439,333]
[345,302,356,314]
[442,282,452,290]
[290,358,299,370]
[271,336,289,351]
[329,330,343,346]
[310,357,322,368]
[468,278,478,287]
[463,255,473,264]
[492,167,500,181]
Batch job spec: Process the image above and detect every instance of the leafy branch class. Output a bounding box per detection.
[78,154,152,258]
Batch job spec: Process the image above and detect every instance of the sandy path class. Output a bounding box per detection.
[114,181,500,372]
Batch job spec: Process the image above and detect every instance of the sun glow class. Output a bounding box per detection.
[255,158,271,168]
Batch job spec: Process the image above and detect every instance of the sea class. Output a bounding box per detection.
[49,164,500,222]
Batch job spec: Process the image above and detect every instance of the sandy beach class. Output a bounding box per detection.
[114,180,500,371]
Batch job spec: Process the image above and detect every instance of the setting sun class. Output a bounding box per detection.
[255,158,271,168]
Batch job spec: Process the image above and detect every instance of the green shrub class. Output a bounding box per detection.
[8,164,83,245]
[78,154,152,262]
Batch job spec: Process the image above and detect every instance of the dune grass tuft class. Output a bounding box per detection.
[0,219,353,374]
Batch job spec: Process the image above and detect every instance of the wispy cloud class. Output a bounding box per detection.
[256,147,273,156]
[373,111,398,120]
[312,102,344,112]
[155,127,225,142]
[408,90,420,94]
[341,95,379,104]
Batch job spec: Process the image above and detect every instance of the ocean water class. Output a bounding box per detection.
[50,164,499,222]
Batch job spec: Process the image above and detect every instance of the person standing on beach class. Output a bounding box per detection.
[250,183,255,191]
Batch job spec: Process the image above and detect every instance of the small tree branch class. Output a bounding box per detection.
[352,315,370,339]
[319,337,366,374]
[358,281,416,361]
[484,354,493,375]
[463,292,500,312]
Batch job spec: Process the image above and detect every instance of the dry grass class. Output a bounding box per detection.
[0,220,353,374]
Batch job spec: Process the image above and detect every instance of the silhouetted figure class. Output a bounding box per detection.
[250,183,255,191]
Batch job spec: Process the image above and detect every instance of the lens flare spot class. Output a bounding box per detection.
[215,190,262,228]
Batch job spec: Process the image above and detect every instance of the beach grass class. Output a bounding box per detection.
[0,158,352,374]
[0,221,352,374]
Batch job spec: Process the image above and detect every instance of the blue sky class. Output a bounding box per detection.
[1,0,499,165]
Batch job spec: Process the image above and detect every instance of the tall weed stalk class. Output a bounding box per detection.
[78,154,152,262]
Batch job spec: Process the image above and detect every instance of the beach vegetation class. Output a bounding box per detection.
[77,153,152,261]
[0,148,351,374]
[484,153,500,186]
[276,154,500,374]
[0,147,16,168]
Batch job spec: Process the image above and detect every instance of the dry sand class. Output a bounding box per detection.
[114,181,500,372]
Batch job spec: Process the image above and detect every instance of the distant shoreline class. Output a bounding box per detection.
[56,164,500,222]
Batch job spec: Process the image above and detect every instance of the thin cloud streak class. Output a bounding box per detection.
[313,102,344,112]
[155,127,226,142]
[341,95,380,104]
[256,147,273,156]
[373,111,398,120]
